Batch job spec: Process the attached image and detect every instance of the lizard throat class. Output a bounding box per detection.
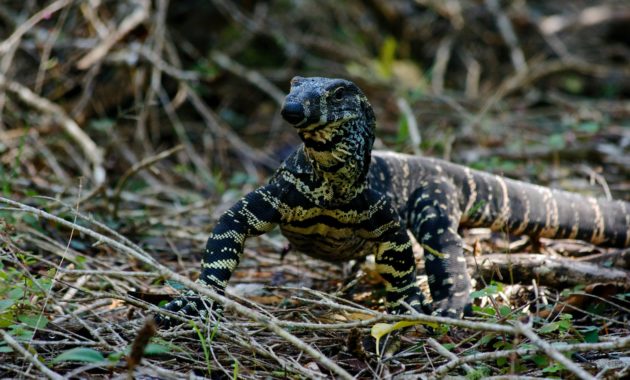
[300,118,373,203]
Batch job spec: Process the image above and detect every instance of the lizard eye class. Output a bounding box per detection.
[333,87,344,101]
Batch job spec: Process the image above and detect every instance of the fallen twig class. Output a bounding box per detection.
[76,0,150,70]
[0,196,354,380]
[112,144,184,217]
[0,329,65,380]
[0,73,105,185]
[513,321,596,380]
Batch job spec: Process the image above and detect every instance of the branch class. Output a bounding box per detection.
[0,196,353,380]
[76,0,150,70]
[513,321,596,380]
[467,253,630,288]
[0,73,105,185]
[0,0,73,55]
[0,329,65,380]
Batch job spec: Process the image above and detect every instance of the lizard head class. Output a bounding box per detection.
[281,76,376,199]
[281,76,374,131]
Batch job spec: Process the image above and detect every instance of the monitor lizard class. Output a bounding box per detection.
[157,76,630,325]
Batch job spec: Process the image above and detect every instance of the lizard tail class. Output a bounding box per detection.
[459,170,630,248]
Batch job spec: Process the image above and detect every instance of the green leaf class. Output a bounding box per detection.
[558,319,572,331]
[496,356,507,367]
[0,312,16,328]
[52,348,106,364]
[8,288,24,300]
[371,320,437,356]
[538,322,559,334]
[107,351,125,362]
[542,362,564,373]
[232,359,239,380]
[479,333,496,346]
[580,326,599,343]
[143,343,170,355]
[10,325,35,341]
[532,354,548,367]
[562,75,584,94]
[377,36,397,78]
[18,314,48,329]
[470,284,500,299]
[576,121,600,133]
[0,299,15,312]
[0,344,13,353]
[498,305,511,317]
[547,134,566,150]
[472,305,496,316]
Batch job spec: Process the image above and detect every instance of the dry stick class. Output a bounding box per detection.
[184,83,279,169]
[466,253,630,287]
[156,87,217,184]
[484,0,527,74]
[539,5,623,35]
[292,288,519,334]
[0,0,73,55]
[426,338,474,376]
[126,298,317,379]
[34,3,71,94]
[135,0,169,156]
[476,59,630,124]
[432,336,630,377]
[431,35,454,95]
[396,97,421,156]
[513,321,596,380]
[210,50,285,105]
[112,144,184,217]
[76,0,150,70]
[0,196,353,380]
[0,73,105,185]
[0,329,65,380]
[79,0,110,39]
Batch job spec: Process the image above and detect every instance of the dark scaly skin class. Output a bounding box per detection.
[158,77,630,324]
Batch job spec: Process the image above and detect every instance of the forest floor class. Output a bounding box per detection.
[1,1,629,379]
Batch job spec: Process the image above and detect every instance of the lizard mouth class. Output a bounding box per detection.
[281,98,324,129]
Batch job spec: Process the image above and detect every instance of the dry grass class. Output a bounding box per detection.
[1,0,629,378]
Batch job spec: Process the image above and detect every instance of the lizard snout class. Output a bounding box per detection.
[281,101,306,125]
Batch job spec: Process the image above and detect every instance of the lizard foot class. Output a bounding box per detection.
[431,295,472,318]
[154,290,221,328]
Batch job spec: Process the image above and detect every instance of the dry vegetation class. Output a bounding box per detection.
[1,0,629,378]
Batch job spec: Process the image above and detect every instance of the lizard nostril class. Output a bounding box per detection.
[281,102,305,125]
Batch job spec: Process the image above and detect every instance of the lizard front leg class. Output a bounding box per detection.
[408,177,471,317]
[157,184,283,326]
[375,231,430,314]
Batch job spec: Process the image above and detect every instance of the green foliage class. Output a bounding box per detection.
[579,326,599,343]
[0,254,57,353]
[191,319,221,375]
[52,347,106,364]
[232,359,240,380]
[542,362,565,374]
[376,36,397,79]
[561,75,584,94]
[466,366,491,380]
[547,133,566,150]
[470,157,519,174]
[537,314,573,335]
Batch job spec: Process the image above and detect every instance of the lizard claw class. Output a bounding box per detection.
[154,291,221,328]
[431,295,472,318]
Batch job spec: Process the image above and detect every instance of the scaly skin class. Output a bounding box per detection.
[157,77,630,324]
